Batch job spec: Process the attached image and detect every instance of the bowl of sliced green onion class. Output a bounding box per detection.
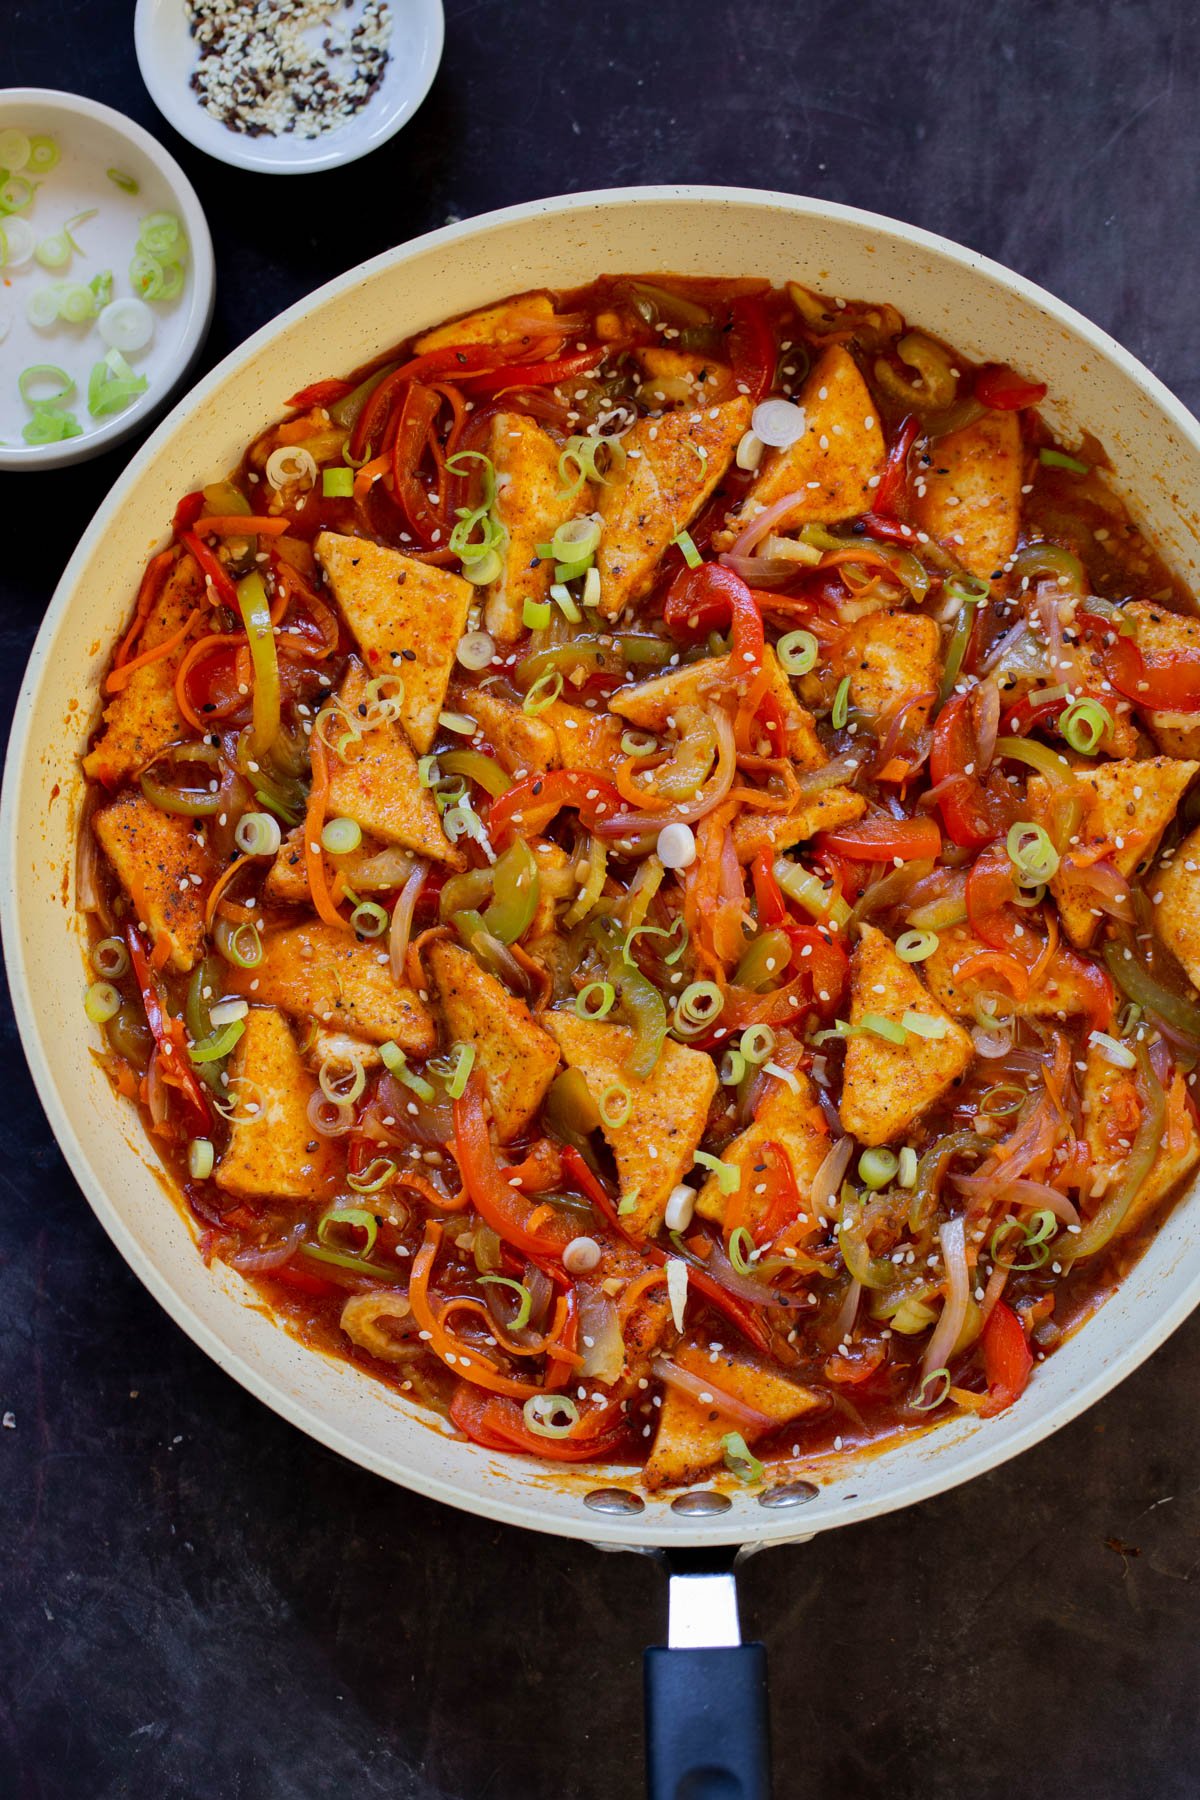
[0,87,214,469]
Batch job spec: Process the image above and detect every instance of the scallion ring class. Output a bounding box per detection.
[620,728,658,758]
[719,1048,747,1086]
[321,816,362,855]
[777,629,819,676]
[721,1431,765,1486]
[912,1368,951,1412]
[858,1147,898,1190]
[523,670,563,715]
[693,1150,740,1195]
[672,528,702,568]
[214,918,263,970]
[84,980,121,1025]
[1059,697,1112,757]
[523,598,552,630]
[91,936,129,980]
[233,811,282,858]
[445,1042,476,1099]
[550,516,601,564]
[1006,820,1060,885]
[478,1275,533,1330]
[831,675,851,729]
[576,980,615,1020]
[187,1138,215,1181]
[380,1041,436,1103]
[740,1023,776,1065]
[896,928,938,962]
[676,980,724,1027]
[318,1206,379,1257]
[318,1052,366,1107]
[728,1225,755,1274]
[18,363,74,409]
[188,1019,245,1064]
[350,900,389,938]
[522,1394,579,1439]
[346,1158,398,1194]
[901,1010,949,1040]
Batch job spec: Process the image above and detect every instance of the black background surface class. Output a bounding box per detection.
[4,3,1200,1796]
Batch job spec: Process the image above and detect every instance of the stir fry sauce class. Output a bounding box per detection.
[78,275,1200,1489]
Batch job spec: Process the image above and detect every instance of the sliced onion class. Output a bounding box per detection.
[919,1216,969,1385]
[717,553,800,588]
[265,445,317,491]
[307,1091,355,1136]
[971,1023,1014,1059]
[389,859,427,983]
[1075,857,1135,923]
[594,706,736,837]
[811,1135,854,1219]
[229,1221,306,1273]
[830,1275,862,1344]
[726,488,816,560]
[975,680,1002,774]
[651,1356,775,1434]
[795,752,863,797]
[752,399,807,448]
[98,297,155,353]
[145,1049,169,1129]
[956,1174,1080,1225]
[578,1285,625,1383]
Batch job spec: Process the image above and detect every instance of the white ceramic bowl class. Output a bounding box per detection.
[5,187,1200,1548]
[0,87,214,471]
[134,0,445,175]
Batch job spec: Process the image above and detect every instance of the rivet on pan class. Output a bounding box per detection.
[670,1491,733,1516]
[584,1487,646,1515]
[757,1480,820,1509]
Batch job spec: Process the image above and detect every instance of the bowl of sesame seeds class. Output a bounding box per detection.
[134,0,444,174]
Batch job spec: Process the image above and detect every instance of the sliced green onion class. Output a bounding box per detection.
[831,675,851,729]
[380,1041,436,1102]
[478,1275,533,1330]
[993,734,1075,785]
[214,918,263,969]
[189,1020,245,1064]
[87,352,149,418]
[25,285,62,328]
[319,1206,379,1257]
[860,1012,907,1045]
[1059,697,1112,757]
[774,858,851,929]
[322,466,354,498]
[599,1082,632,1128]
[901,1010,949,1040]
[728,1225,755,1274]
[859,1147,898,1190]
[673,529,702,569]
[897,1146,918,1188]
[523,1393,580,1438]
[1039,446,1089,475]
[523,597,552,630]
[576,980,615,1019]
[0,129,31,170]
[2,176,37,214]
[138,211,181,258]
[318,1051,366,1106]
[550,517,601,563]
[462,548,502,586]
[19,364,74,408]
[764,1060,799,1094]
[417,756,440,787]
[523,670,563,715]
[445,1042,476,1099]
[234,811,283,858]
[740,1023,776,1065]
[237,571,281,758]
[620,728,658,758]
[84,980,121,1024]
[1090,1029,1137,1070]
[677,980,724,1027]
[912,1368,951,1411]
[623,916,688,967]
[719,1048,747,1086]
[777,629,819,676]
[107,168,139,194]
[188,1138,215,1181]
[91,936,129,979]
[721,1431,765,1486]
[90,270,114,309]
[1006,820,1059,885]
[549,582,582,621]
[25,135,60,175]
[896,928,938,962]
[693,1150,740,1195]
[58,283,96,324]
[346,1157,398,1194]
[129,248,164,299]
[22,406,82,445]
[350,900,389,938]
[558,432,627,499]
[35,229,71,269]
[321,816,362,855]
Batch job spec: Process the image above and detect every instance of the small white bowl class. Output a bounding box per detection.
[134,0,445,175]
[0,87,214,472]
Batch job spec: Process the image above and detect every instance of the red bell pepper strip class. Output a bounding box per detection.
[818,814,943,862]
[974,365,1048,411]
[872,415,920,516]
[751,850,787,928]
[929,689,1015,850]
[1090,626,1200,715]
[272,1262,342,1300]
[1051,947,1116,1034]
[124,926,213,1135]
[965,847,1022,950]
[727,295,778,403]
[978,1299,1034,1416]
[753,1141,804,1247]
[173,490,240,610]
[389,382,446,546]
[449,1385,632,1462]
[662,564,764,672]
[453,1077,574,1257]
[348,344,527,457]
[285,376,357,411]
[460,346,605,397]
[487,768,625,847]
[855,513,922,548]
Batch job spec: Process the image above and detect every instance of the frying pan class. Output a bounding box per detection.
[6,186,1200,1798]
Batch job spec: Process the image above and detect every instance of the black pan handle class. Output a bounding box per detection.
[643,1557,771,1799]
[644,1642,770,1799]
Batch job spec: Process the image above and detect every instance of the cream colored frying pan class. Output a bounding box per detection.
[6,186,1200,1796]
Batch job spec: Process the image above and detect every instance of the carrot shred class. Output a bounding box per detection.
[203,857,256,931]
[105,608,200,695]
[112,547,179,670]
[304,733,352,931]
[192,514,291,537]
[954,949,1030,999]
[617,1266,668,1322]
[173,630,245,730]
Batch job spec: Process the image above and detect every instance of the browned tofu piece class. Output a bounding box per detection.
[842,924,973,1146]
[227,922,436,1052]
[466,688,560,775]
[841,611,941,780]
[913,411,1022,580]
[540,698,626,773]
[595,397,751,617]
[543,1012,717,1240]
[326,660,462,867]
[314,532,471,755]
[1029,756,1196,950]
[264,829,414,906]
[1123,602,1200,757]
[529,841,571,937]
[414,292,556,354]
[93,791,208,973]
[485,412,592,643]
[308,1029,383,1072]
[83,553,201,787]
[715,346,884,547]
[1081,1043,1200,1237]
[1155,822,1200,988]
[694,1070,829,1227]
[215,1007,339,1202]
[731,789,866,862]
[425,939,560,1142]
[610,647,824,767]
[643,1340,821,1490]
[922,921,1099,1020]
[637,347,737,404]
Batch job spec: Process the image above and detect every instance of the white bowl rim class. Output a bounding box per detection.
[133,0,446,176]
[0,85,216,471]
[6,182,1200,1546]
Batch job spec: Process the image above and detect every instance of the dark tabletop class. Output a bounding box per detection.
[5,3,1200,1795]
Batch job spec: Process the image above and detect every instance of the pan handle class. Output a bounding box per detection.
[643,1562,771,1800]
